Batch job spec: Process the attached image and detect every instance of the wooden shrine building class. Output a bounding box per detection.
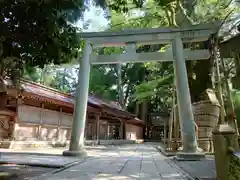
[0,79,145,148]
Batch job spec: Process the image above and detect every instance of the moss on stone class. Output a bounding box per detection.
[229,154,240,180]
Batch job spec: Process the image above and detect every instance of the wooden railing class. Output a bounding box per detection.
[212,124,240,180]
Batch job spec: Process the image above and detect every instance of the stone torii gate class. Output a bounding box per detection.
[63,23,220,158]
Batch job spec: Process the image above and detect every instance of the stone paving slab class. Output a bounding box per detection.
[0,153,85,168]
[37,144,189,180]
[0,164,55,180]
[171,156,216,180]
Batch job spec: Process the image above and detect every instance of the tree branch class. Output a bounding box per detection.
[124,84,131,106]
[217,9,235,34]
[164,8,172,26]
[223,0,234,9]
[110,12,164,28]
[176,0,194,25]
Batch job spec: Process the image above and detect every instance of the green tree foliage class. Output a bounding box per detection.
[106,0,236,102]
[0,0,106,81]
[15,0,239,118]
[89,65,118,101]
[133,62,173,112]
[0,1,83,67]
[23,66,41,82]
[104,6,174,113]
[23,64,77,94]
[232,89,240,124]
[90,0,238,118]
[50,68,77,93]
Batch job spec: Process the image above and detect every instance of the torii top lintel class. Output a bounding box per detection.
[78,22,220,47]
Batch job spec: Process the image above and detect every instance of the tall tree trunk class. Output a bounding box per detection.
[62,68,67,90]
[140,100,148,121]
[40,65,46,85]
[232,53,240,89]
[175,0,212,102]
[117,63,124,108]
[135,102,139,117]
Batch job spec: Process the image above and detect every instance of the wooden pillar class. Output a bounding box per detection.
[168,112,173,150]
[106,122,109,139]
[91,122,95,140]
[123,121,126,139]
[220,54,239,135]
[164,119,167,147]
[109,124,113,139]
[213,41,225,124]
[119,120,124,139]
[172,107,177,151]
[0,94,8,109]
[174,105,180,150]
[212,124,239,180]
[122,120,124,139]
[95,115,100,140]
[38,103,44,140]
[135,103,139,117]
[57,107,62,141]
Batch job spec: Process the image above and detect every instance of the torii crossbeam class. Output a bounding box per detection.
[63,22,220,158]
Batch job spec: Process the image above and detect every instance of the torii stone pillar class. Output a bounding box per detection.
[172,35,199,155]
[63,40,92,156]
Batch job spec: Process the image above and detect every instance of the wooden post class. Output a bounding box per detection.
[214,47,225,124]
[164,119,167,147]
[91,122,94,140]
[172,106,177,151]
[220,55,239,135]
[168,111,173,150]
[38,103,44,140]
[135,103,139,116]
[57,107,62,141]
[120,120,124,139]
[123,121,126,140]
[106,122,109,139]
[212,124,239,180]
[96,115,100,141]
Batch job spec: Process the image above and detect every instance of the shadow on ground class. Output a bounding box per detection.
[0,164,54,180]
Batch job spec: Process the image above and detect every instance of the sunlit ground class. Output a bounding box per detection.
[36,144,190,180]
[0,144,193,179]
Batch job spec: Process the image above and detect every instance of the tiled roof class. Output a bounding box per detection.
[21,82,74,104]
[20,81,108,108]
[19,80,127,113]
[5,79,144,122]
[85,94,124,111]
[3,78,146,125]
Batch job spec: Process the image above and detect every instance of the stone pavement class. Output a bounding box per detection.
[0,164,55,180]
[0,145,110,168]
[0,153,84,168]
[148,142,216,180]
[0,145,109,155]
[172,156,216,180]
[37,144,192,180]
